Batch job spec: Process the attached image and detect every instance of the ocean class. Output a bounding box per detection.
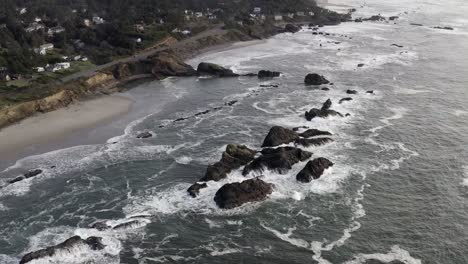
[1,0,468,263]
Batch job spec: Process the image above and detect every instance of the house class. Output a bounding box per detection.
[34,17,42,22]
[208,14,217,20]
[253,7,261,13]
[236,20,244,26]
[135,24,145,32]
[296,11,305,16]
[181,30,191,35]
[62,56,69,61]
[47,62,70,72]
[25,22,45,32]
[287,13,295,18]
[81,57,88,62]
[274,15,283,21]
[194,12,203,18]
[73,55,82,61]
[135,38,142,43]
[33,67,45,72]
[171,28,181,33]
[34,43,54,55]
[308,11,315,16]
[19,8,27,15]
[83,19,91,27]
[48,26,65,36]
[92,16,105,24]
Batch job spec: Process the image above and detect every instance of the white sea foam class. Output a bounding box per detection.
[344,245,422,264]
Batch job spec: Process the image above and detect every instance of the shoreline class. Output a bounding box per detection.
[0,95,133,161]
[0,39,268,169]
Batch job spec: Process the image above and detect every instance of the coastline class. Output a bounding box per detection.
[0,95,133,161]
[0,39,267,169]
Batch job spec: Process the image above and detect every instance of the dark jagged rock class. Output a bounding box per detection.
[295,137,334,147]
[322,99,332,110]
[345,113,351,117]
[284,24,300,33]
[261,126,299,148]
[90,221,110,231]
[214,178,273,209]
[354,18,363,23]
[433,26,454,30]
[346,89,358,94]
[136,131,152,139]
[339,97,353,104]
[24,169,43,178]
[174,117,188,122]
[20,236,105,264]
[187,183,208,198]
[8,176,25,184]
[243,147,312,176]
[321,87,330,91]
[299,129,332,138]
[296,158,334,183]
[195,110,210,116]
[389,16,399,21]
[260,84,279,88]
[197,62,239,77]
[305,99,343,121]
[410,23,424,26]
[357,63,365,67]
[149,51,198,77]
[304,73,330,85]
[391,44,404,48]
[363,15,386,21]
[366,90,374,94]
[258,70,281,78]
[225,100,238,106]
[197,144,257,183]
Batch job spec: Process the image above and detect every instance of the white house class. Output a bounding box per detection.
[19,8,27,15]
[34,17,42,22]
[181,30,191,35]
[48,62,70,72]
[296,11,305,16]
[34,43,54,55]
[73,55,82,61]
[135,38,142,43]
[287,13,295,18]
[25,22,45,32]
[194,12,203,18]
[81,57,88,62]
[92,16,105,24]
[253,7,261,13]
[48,26,65,36]
[309,11,315,16]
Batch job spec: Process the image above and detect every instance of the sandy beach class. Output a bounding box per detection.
[0,95,133,161]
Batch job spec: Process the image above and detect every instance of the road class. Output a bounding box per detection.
[60,25,226,83]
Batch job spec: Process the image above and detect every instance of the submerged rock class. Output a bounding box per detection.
[346,89,358,94]
[136,131,152,139]
[261,126,299,147]
[391,44,404,48]
[299,129,332,138]
[20,236,105,264]
[187,183,208,198]
[357,63,365,67]
[258,70,281,78]
[304,73,330,85]
[296,157,334,183]
[243,147,312,176]
[339,97,353,104]
[433,26,454,30]
[24,169,43,178]
[305,99,343,121]
[366,90,374,94]
[214,178,273,209]
[197,62,239,77]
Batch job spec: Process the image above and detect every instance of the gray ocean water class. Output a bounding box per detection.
[1,0,468,263]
